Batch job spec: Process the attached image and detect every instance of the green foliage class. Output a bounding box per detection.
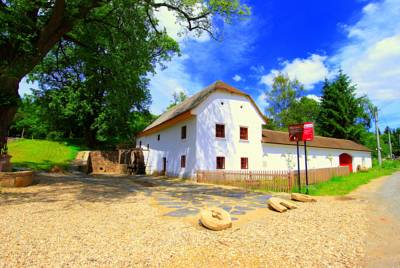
[1,0,250,153]
[301,160,400,196]
[7,139,80,171]
[166,91,188,110]
[281,97,320,128]
[316,70,371,142]
[264,73,320,130]
[265,73,304,129]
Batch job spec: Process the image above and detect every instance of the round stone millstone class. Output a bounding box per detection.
[200,207,232,231]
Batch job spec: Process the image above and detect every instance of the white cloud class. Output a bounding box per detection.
[232,74,242,82]
[330,0,400,128]
[149,56,203,114]
[305,94,321,102]
[260,54,329,90]
[155,6,210,43]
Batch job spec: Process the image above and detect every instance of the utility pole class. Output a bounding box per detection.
[388,128,393,159]
[374,108,382,166]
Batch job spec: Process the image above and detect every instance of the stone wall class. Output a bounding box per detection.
[0,171,33,187]
[90,151,128,175]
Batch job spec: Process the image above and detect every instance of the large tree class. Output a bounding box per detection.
[264,73,304,129]
[316,70,371,142]
[0,0,250,155]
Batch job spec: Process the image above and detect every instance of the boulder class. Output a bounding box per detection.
[291,193,316,202]
[279,199,297,209]
[268,197,288,213]
[200,207,232,231]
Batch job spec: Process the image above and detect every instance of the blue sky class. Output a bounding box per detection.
[20,0,400,129]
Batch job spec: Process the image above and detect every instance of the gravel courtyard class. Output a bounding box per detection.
[0,173,368,267]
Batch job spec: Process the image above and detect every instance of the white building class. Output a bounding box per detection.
[137,81,372,179]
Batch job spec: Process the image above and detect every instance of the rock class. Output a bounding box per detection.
[200,207,232,231]
[50,165,64,173]
[291,193,316,202]
[268,197,288,213]
[279,199,297,209]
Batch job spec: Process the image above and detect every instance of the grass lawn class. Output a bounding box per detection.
[302,160,400,196]
[7,139,80,171]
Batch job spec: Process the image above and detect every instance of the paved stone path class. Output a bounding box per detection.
[74,173,271,220]
[149,181,271,220]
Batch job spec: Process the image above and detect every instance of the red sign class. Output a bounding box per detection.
[289,123,304,142]
[302,122,314,141]
[289,122,314,142]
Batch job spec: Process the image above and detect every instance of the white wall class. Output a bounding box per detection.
[137,90,372,178]
[193,91,265,171]
[262,143,372,172]
[137,117,197,178]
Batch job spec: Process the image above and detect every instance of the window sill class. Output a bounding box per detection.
[239,139,249,143]
[215,137,226,141]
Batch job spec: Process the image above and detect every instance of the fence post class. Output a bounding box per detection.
[288,171,292,192]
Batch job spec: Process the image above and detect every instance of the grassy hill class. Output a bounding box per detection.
[7,139,80,171]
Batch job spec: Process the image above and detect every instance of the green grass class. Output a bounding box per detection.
[7,139,80,171]
[298,160,400,196]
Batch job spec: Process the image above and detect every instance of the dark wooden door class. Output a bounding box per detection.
[162,157,166,175]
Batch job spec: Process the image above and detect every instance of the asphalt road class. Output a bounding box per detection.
[360,172,400,267]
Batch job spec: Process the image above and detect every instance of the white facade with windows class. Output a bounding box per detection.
[137,82,372,179]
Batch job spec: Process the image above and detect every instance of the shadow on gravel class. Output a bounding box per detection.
[0,172,270,206]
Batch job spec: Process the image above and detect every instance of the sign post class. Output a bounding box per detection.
[289,122,314,194]
[289,123,304,192]
[302,122,314,194]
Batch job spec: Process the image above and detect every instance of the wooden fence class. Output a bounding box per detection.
[196,166,350,193]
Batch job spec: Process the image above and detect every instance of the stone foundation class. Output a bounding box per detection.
[0,171,34,187]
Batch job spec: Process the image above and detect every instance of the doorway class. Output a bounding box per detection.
[339,153,353,172]
[162,157,166,175]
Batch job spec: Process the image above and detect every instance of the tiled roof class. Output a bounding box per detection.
[262,129,371,152]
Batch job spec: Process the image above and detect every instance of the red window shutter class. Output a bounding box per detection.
[216,124,225,138]
[181,126,187,139]
[181,155,186,168]
[240,127,248,140]
[216,157,225,169]
[241,157,248,169]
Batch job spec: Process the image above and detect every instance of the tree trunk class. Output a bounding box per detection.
[0,76,20,154]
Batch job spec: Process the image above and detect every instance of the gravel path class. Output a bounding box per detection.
[1,173,367,267]
[350,172,400,267]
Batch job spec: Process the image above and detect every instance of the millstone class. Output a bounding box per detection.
[268,197,288,213]
[291,193,317,202]
[200,207,232,231]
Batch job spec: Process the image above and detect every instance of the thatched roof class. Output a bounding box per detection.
[262,129,371,152]
[140,81,267,136]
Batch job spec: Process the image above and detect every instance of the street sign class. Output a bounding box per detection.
[289,123,304,141]
[289,122,315,194]
[302,122,314,141]
[289,122,314,142]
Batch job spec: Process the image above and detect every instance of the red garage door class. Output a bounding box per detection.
[339,153,353,172]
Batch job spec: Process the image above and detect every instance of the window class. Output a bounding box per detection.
[216,124,225,138]
[147,144,149,150]
[181,155,186,168]
[240,127,248,140]
[241,157,248,169]
[139,141,142,147]
[157,134,160,141]
[216,156,225,169]
[181,126,187,139]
